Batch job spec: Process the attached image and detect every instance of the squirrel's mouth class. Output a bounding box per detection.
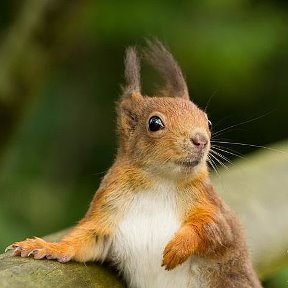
[175,159,201,168]
[175,152,206,168]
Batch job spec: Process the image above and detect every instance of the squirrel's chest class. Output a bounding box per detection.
[110,185,192,288]
[114,185,180,254]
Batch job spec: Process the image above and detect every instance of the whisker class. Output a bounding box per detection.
[204,90,218,112]
[211,145,244,159]
[209,153,227,170]
[210,115,234,131]
[211,140,288,156]
[212,111,274,138]
[210,149,233,165]
[207,155,219,175]
[212,129,247,139]
[209,153,229,170]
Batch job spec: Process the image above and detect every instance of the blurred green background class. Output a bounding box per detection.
[0,0,287,286]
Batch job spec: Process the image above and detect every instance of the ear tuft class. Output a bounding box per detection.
[122,47,141,97]
[142,39,189,99]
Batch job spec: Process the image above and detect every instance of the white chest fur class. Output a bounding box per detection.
[109,182,192,288]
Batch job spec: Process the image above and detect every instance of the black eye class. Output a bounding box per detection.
[208,120,212,131]
[148,116,165,132]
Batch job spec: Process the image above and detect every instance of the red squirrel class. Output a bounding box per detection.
[6,40,261,288]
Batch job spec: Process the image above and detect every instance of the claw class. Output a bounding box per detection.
[31,249,39,256]
[33,249,46,260]
[28,250,37,257]
[5,245,13,253]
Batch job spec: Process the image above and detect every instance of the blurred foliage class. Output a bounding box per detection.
[0,0,287,286]
[263,267,288,287]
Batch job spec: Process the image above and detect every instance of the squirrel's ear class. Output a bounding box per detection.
[122,46,142,99]
[143,39,189,100]
[116,92,143,143]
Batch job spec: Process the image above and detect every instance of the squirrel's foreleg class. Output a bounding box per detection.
[7,218,111,263]
[162,202,225,270]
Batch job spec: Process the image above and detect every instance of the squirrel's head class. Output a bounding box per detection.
[116,40,211,177]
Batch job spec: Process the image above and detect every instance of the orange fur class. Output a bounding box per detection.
[162,197,217,270]
[85,161,153,235]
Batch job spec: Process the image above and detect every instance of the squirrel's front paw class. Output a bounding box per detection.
[5,238,75,263]
[162,227,200,270]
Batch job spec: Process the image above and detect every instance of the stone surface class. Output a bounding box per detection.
[0,253,124,288]
[0,231,124,287]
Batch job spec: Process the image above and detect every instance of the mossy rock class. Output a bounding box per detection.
[0,230,124,288]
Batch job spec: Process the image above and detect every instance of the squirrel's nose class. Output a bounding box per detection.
[191,133,208,149]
